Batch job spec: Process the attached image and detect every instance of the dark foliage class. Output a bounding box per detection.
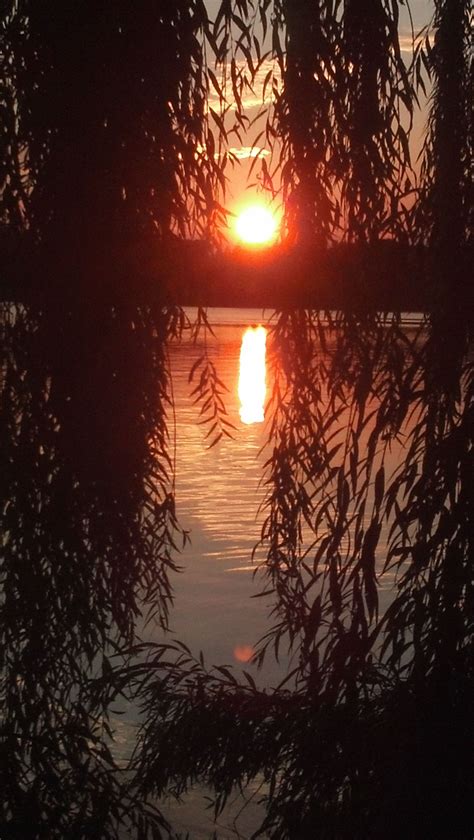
[129,2,473,837]
[133,308,473,839]
[1,2,223,836]
[1,1,473,839]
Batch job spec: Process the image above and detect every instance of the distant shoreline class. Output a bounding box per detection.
[1,237,472,314]
[161,240,474,313]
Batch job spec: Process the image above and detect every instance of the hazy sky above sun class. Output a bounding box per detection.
[205,0,434,32]
[204,1,435,229]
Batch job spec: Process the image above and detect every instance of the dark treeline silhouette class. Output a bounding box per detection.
[1,2,472,839]
[144,239,458,310]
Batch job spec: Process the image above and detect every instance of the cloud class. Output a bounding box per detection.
[207,30,433,113]
[398,30,434,54]
[228,146,270,160]
[208,58,280,111]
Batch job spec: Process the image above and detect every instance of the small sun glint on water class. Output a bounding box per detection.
[238,326,267,425]
[233,644,254,663]
[234,205,278,246]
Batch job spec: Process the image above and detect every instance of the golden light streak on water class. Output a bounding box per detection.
[238,326,267,424]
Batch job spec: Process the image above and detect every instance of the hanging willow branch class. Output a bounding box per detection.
[1,0,473,838]
[0,3,238,838]
[132,2,473,838]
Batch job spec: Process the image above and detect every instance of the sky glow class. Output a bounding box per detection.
[234,205,279,246]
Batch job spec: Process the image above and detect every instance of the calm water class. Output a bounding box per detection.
[164,307,407,677]
[124,307,420,838]
[166,308,282,685]
[123,309,279,839]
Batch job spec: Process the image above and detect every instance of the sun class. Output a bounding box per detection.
[234,204,279,246]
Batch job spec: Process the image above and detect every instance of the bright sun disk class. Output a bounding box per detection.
[235,205,278,246]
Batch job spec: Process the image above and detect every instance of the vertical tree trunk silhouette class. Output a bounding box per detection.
[419,0,472,299]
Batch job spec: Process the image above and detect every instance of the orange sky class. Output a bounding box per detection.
[204,0,434,227]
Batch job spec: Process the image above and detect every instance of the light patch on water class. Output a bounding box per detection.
[238,326,267,424]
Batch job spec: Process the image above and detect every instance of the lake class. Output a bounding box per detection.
[118,308,282,839]
[123,307,423,839]
[162,307,415,675]
[166,307,285,687]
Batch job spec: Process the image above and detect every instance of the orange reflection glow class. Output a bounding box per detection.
[233,644,254,663]
[238,326,267,424]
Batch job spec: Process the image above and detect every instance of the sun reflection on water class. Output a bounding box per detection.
[238,326,267,425]
[233,644,255,663]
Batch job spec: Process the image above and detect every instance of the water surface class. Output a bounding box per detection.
[164,308,282,684]
[133,307,424,838]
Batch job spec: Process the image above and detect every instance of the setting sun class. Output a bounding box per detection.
[234,205,279,246]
